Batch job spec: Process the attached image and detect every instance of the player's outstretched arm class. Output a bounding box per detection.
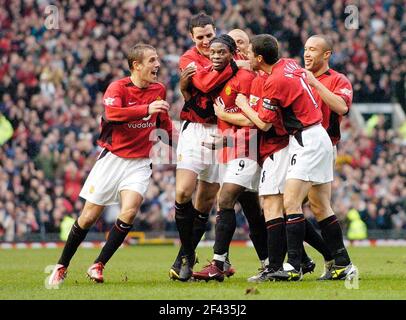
[180,57,238,93]
[214,98,253,127]
[235,94,272,131]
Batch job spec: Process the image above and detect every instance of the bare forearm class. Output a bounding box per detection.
[240,106,272,131]
[218,112,253,127]
[314,82,348,115]
[180,88,192,102]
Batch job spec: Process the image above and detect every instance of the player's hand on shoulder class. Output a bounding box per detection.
[180,65,197,90]
[235,60,252,71]
[148,100,170,114]
[303,69,318,87]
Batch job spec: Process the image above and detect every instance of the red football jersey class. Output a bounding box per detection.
[313,69,353,145]
[98,77,174,158]
[249,74,289,165]
[258,58,322,134]
[179,47,237,124]
[216,69,256,163]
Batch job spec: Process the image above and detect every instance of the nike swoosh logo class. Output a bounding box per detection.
[208,273,218,277]
[128,102,136,105]
[287,217,302,222]
[119,224,131,229]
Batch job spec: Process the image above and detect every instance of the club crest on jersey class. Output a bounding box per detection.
[249,95,260,106]
[225,86,232,96]
[263,98,278,111]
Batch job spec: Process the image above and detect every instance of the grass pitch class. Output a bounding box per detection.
[0,245,405,300]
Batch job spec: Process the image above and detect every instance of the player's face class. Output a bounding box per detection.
[209,42,232,71]
[191,24,216,57]
[247,44,260,71]
[139,49,160,83]
[229,33,249,56]
[304,37,330,72]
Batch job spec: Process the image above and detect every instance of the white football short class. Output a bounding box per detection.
[258,145,290,196]
[79,149,152,206]
[286,124,333,184]
[220,158,261,192]
[176,121,220,183]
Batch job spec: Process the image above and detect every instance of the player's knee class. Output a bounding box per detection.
[195,191,217,213]
[175,187,193,204]
[218,195,235,210]
[309,196,332,217]
[309,202,323,216]
[263,206,283,221]
[283,196,301,214]
[196,197,216,213]
[119,207,138,222]
[79,211,97,229]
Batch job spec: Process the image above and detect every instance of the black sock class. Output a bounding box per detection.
[285,214,305,270]
[238,192,268,261]
[213,208,236,257]
[58,220,89,267]
[192,209,209,249]
[175,200,195,257]
[266,217,286,271]
[304,218,334,261]
[173,207,209,266]
[301,243,310,263]
[95,219,132,265]
[319,215,351,266]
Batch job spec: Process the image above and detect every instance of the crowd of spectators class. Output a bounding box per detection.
[0,0,405,241]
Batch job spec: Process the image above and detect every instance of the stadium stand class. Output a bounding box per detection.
[0,0,405,241]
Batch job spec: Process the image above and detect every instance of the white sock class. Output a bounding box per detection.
[213,253,227,262]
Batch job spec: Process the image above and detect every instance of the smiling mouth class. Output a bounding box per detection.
[151,70,158,77]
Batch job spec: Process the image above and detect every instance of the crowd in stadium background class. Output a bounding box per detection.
[0,0,405,241]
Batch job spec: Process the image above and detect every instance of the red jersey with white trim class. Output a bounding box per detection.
[249,74,289,165]
[258,58,322,134]
[216,69,256,163]
[98,77,174,158]
[313,68,353,145]
[179,47,237,124]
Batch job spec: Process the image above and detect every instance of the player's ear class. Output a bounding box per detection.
[324,50,332,60]
[133,60,141,71]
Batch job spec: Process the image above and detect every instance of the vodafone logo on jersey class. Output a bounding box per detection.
[127,121,156,129]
